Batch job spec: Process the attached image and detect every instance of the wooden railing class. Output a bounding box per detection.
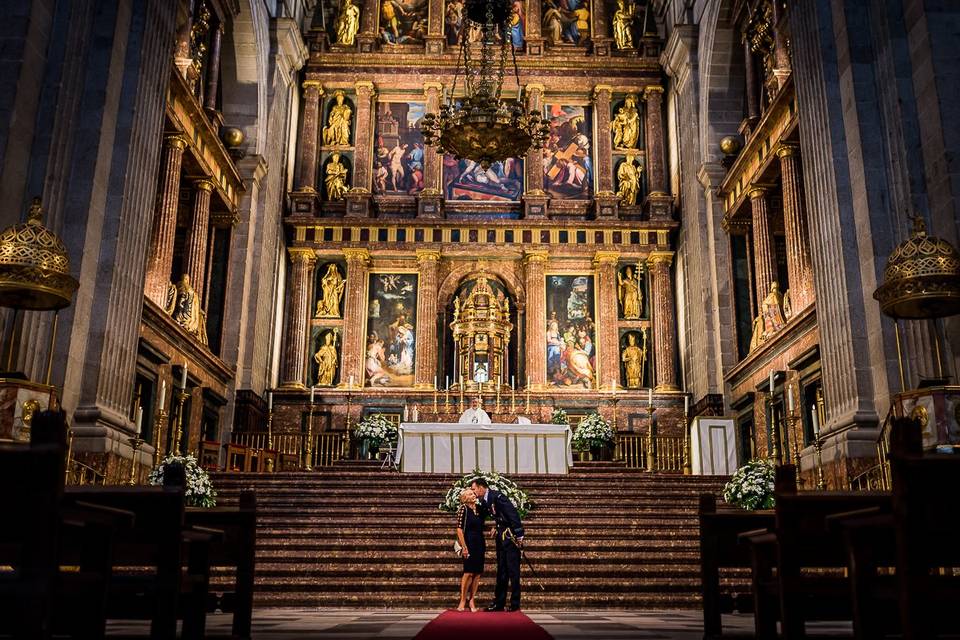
[614,433,687,473]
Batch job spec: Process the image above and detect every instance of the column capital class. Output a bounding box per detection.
[423,82,443,93]
[643,85,665,100]
[289,247,317,265]
[647,251,674,266]
[525,83,545,95]
[416,249,441,263]
[343,248,371,263]
[592,250,620,265]
[192,177,215,192]
[354,81,376,95]
[302,80,324,92]
[749,183,775,200]
[776,142,799,158]
[164,133,188,150]
[523,250,549,264]
[592,84,614,101]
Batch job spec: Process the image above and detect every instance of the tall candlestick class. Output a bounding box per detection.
[181,364,188,388]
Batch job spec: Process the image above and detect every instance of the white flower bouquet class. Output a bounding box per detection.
[353,414,398,448]
[148,454,217,508]
[722,459,776,510]
[571,412,614,450]
[551,407,569,425]
[439,469,533,518]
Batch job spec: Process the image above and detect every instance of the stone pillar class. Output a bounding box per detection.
[648,251,678,391]
[425,0,444,53]
[184,178,214,304]
[279,249,317,388]
[743,38,760,124]
[345,81,375,218]
[593,251,620,389]
[340,249,370,387]
[525,0,543,55]
[771,0,792,90]
[591,0,612,56]
[145,133,188,306]
[414,250,441,387]
[357,0,379,52]
[418,82,444,218]
[523,251,548,388]
[203,24,223,113]
[295,81,323,192]
[777,144,814,312]
[522,84,549,219]
[643,85,671,221]
[592,85,618,219]
[749,185,777,313]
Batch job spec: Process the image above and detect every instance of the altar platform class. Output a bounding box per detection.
[396,423,573,474]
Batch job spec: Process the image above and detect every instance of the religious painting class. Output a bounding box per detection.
[373,102,426,195]
[546,275,597,388]
[309,327,342,387]
[379,0,429,44]
[444,0,525,47]
[542,105,593,199]
[365,273,418,387]
[542,0,590,46]
[619,328,650,390]
[443,156,524,201]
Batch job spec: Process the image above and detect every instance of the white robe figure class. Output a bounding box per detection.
[459,401,492,425]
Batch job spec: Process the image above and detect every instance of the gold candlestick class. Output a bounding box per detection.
[304,401,315,471]
[153,408,168,467]
[458,384,464,413]
[127,436,145,485]
[682,410,692,475]
[510,389,516,414]
[524,386,530,412]
[495,385,501,414]
[433,388,439,414]
[646,405,655,471]
[791,416,803,489]
[814,434,827,490]
[65,427,74,484]
[444,386,451,412]
[172,389,189,455]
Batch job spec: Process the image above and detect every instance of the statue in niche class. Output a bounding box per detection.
[621,330,647,389]
[334,0,361,46]
[612,0,636,49]
[323,91,353,147]
[611,94,640,149]
[165,274,208,345]
[314,330,340,386]
[760,281,786,335]
[617,265,642,319]
[315,264,346,318]
[325,152,349,201]
[616,155,641,206]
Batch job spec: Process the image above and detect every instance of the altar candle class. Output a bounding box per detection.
[446,375,450,390]
[349,375,355,387]
[403,404,409,421]
[812,407,820,435]
[181,364,188,388]
[460,375,464,387]
[684,395,689,416]
[648,388,653,407]
[268,391,273,412]
[610,378,615,393]
[527,376,531,389]
[788,386,794,412]
[159,380,166,407]
[434,376,438,390]
[769,369,774,393]
[412,405,419,422]
[135,407,142,436]
[511,375,515,390]
[310,386,316,404]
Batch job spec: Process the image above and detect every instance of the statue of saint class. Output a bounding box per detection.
[612,0,635,50]
[760,281,786,335]
[621,331,646,389]
[315,264,346,318]
[617,265,642,319]
[314,331,339,386]
[325,152,349,201]
[617,155,641,206]
[323,91,353,147]
[334,0,361,46]
[611,94,640,149]
[165,274,208,345]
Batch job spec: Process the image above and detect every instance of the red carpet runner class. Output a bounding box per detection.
[413,610,554,640]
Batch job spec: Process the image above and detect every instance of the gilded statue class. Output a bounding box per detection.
[612,0,635,50]
[617,265,642,319]
[334,0,361,46]
[314,330,339,386]
[617,155,641,206]
[315,263,346,318]
[325,152,349,201]
[164,274,208,345]
[611,94,640,149]
[621,330,647,389]
[750,281,786,351]
[323,91,353,147]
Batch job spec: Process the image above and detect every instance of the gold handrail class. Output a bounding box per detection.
[614,434,685,473]
[229,431,347,471]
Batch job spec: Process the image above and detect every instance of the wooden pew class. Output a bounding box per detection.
[698,493,774,639]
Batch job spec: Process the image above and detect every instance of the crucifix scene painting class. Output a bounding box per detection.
[542,105,593,199]
[365,273,418,387]
[546,275,596,388]
[374,102,426,195]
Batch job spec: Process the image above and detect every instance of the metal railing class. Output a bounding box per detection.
[849,413,892,491]
[66,459,107,486]
[227,431,348,471]
[614,433,687,473]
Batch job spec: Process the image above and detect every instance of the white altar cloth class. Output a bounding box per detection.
[396,423,573,474]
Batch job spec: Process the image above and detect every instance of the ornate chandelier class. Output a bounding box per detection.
[420,0,549,169]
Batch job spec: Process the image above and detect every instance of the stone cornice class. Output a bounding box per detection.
[660,24,698,94]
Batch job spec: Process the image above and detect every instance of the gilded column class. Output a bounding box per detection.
[523,251,549,388]
[643,86,666,195]
[340,249,371,386]
[592,85,618,218]
[414,250,441,387]
[183,178,214,303]
[295,81,323,192]
[345,82,376,217]
[280,249,317,388]
[593,252,620,389]
[145,133,188,306]
[777,144,814,312]
[749,185,777,313]
[648,251,678,391]
[419,83,444,218]
[522,84,549,218]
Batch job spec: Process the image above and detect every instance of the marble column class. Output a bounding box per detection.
[523,251,548,388]
[414,250,441,388]
[357,0,379,52]
[295,81,323,192]
[345,82,376,217]
[592,85,618,218]
[522,84,549,218]
[643,85,671,221]
[593,251,620,389]
[749,185,777,313]
[743,38,760,124]
[203,25,223,113]
[340,249,370,387]
[648,251,678,391]
[771,0,792,90]
[184,178,214,304]
[280,249,317,388]
[145,133,188,306]
[777,144,814,312]
[425,0,444,53]
[418,83,444,218]
[590,0,612,56]
[525,0,543,55]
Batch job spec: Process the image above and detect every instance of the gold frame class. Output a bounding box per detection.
[363,268,421,389]
[543,270,601,391]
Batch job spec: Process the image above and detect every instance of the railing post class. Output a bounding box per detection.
[646,405,655,471]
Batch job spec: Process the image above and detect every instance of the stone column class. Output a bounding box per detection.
[295,81,323,193]
[593,251,620,389]
[418,82,444,218]
[643,85,671,221]
[203,24,223,113]
[279,249,317,388]
[340,249,370,387]
[749,185,777,313]
[590,0,612,56]
[743,38,760,124]
[145,133,188,306]
[525,0,543,55]
[357,0,379,52]
[414,250,441,387]
[522,84,549,218]
[592,85,618,218]
[523,251,548,388]
[425,0,444,53]
[771,0,792,90]
[777,144,814,312]
[648,251,678,391]
[345,81,376,217]
[184,178,214,304]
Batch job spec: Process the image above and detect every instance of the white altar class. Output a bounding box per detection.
[396,423,573,474]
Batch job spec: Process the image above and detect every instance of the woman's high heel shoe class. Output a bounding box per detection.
[469,598,479,612]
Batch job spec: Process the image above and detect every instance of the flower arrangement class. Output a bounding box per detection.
[571,412,614,451]
[148,454,217,508]
[550,407,569,425]
[353,414,398,448]
[439,469,533,518]
[722,459,776,510]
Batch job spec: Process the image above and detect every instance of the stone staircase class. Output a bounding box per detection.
[211,461,729,609]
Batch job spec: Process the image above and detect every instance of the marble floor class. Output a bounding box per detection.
[106,608,855,639]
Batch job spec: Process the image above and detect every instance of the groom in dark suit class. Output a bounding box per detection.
[470,477,525,611]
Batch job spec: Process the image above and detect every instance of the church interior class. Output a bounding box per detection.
[1,0,959,637]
